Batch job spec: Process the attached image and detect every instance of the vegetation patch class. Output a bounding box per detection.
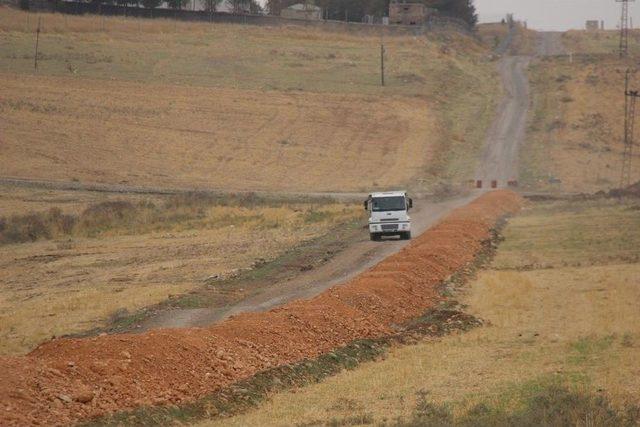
[0,192,356,244]
[396,382,640,426]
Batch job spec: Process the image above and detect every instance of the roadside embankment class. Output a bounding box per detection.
[0,191,522,426]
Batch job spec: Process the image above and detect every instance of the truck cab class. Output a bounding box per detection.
[364,191,413,241]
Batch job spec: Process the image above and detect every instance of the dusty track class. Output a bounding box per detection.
[475,55,530,185]
[0,191,522,426]
[142,31,538,330]
[140,194,476,329]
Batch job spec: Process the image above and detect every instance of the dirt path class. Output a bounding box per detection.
[139,34,543,331]
[475,55,530,184]
[474,31,565,186]
[139,195,476,329]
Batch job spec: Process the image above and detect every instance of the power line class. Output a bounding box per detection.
[621,69,640,188]
[616,0,635,58]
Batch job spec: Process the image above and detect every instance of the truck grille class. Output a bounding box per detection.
[381,224,398,231]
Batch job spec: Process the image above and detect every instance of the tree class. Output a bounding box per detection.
[142,0,162,8]
[227,0,249,13]
[167,0,189,9]
[200,0,223,11]
[249,0,263,13]
[429,0,477,26]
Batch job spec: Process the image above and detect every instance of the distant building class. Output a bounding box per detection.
[280,3,322,20]
[586,20,599,31]
[389,0,435,26]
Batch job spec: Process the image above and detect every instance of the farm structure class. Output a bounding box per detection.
[389,0,436,26]
[280,3,322,20]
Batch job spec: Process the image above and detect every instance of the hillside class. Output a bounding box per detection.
[521,30,639,193]
[0,7,499,193]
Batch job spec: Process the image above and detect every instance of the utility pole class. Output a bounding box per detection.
[616,0,635,58]
[380,28,385,87]
[621,69,640,188]
[380,42,385,86]
[33,16,41,71]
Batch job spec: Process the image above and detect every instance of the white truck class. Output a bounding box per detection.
[364,191,413,241]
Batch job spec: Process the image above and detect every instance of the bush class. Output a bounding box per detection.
[0,208,77,244]
[5,213,51,243]
[395,385,640,427]
[77,200,137,235]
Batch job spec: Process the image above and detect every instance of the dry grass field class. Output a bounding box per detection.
[204,197,640,426]
[0,186,362,355]
[0,7,499,192]
[0,7,501,355]
[522,30,640,193]
[1,74,433,192]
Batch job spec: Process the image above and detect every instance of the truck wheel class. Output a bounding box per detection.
[370,233,380,241]
[401,231,412,240]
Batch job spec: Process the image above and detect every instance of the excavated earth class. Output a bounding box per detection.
[0,190,522,426]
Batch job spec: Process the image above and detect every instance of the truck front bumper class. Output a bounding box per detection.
[369,222,411,234]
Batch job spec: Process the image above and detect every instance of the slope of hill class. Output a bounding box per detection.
[521,30,639,193]
[0,7,500,192]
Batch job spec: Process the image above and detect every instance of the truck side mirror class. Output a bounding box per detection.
[408,198,413,209]
[363,200,368,210]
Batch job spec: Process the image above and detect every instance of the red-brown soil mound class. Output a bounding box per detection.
[0,190,522,426]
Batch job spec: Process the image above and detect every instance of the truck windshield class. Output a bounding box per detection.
[371,196,406,212]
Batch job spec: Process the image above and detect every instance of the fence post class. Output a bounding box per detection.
[34,16,41,71]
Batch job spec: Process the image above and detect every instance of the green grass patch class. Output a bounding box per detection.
[493,198,640,269]
[397,379,640,427]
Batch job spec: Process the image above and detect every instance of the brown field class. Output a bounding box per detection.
[0,74,433,192]
[522,30,640,192]
[0,7,499,192]
[207,197,640,426]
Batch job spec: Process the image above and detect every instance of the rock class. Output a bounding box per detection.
[67,361,75,368]
[73,390,94,404]
[121,351,131,359]
[57,394,72,404]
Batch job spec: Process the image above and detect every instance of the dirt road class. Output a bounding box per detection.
[140,194,476,329]
[475,55,530,185]
[475,31,565,186]
[139,34,544,331]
